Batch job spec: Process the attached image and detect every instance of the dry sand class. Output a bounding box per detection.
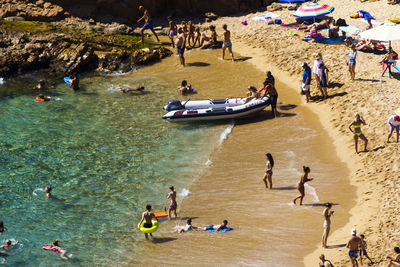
[197,0,400,266]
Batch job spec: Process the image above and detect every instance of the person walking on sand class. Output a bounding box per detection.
[301,62,312,102]
[222,24,234,61]
[322,203,334,248]
[262,153,274,189]
[137,6,160,45]
[387,115,400,143]
[359,234,374,265]
[319,254,334,267]
[293,166,313,205]
[138,205,158,240]
[167,186,177,219]
[386,246,400,266]
[313,53,324,98]
[349,114,368,154]
[347,229,362,267]
[175,27,186,66]
[319,63,329,99]
[167,16,177,48]
[348,44,357,81]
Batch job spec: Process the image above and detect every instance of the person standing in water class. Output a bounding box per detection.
[167,16,177,48]
[167,186,177,219]
[222,24,234,61]
[293,166,313,205]
[137,6,160,45]
[349,114,368,153]
[69,73,79,91]
[138,205,158,240]
[262,153,274,189]
[322,203,334,248]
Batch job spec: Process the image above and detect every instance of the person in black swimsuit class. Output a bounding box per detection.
[138,205,158,239]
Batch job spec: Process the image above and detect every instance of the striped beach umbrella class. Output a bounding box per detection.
[293,2,335,19]
[279,0,311,3]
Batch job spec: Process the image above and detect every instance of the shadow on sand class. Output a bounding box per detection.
[151,237,178,244]
[186,62,210,67]
[303,203,339,207]
[235,110,296,125]
[272,186,297,191]
[327,243,346,249]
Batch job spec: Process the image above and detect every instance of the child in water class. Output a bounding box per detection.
[35,94,52,102]
[178,80,193,94]
[45,186,52,200]
[118,85,145,93]
[178,218,201,233]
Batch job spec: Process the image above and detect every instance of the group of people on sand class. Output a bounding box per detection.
[138,185,230,239]
[137,5,234,66]
[300,53,329,102]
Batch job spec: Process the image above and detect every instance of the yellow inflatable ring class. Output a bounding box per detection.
[138,220,159,233]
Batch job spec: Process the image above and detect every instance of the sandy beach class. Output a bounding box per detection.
[193,0,400,265]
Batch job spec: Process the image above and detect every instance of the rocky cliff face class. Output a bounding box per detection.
[48,0,266,23]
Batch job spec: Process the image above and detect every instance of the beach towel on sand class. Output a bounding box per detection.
[321,37,343,44]
[358,10,375,21]
[252,13,280,21]
[322,25,360,35]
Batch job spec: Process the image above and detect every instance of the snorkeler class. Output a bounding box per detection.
[118,85,146,93]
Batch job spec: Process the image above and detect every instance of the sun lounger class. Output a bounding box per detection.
[252,13,280,21]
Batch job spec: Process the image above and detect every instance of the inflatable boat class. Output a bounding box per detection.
[162,97,271,122]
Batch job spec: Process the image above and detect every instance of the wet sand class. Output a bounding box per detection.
[126,47,354,266]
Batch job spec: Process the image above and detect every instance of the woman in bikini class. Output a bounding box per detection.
[262,153,274,189]
[349,114,368,154]
[200,25,217,49]
[293,166,313,205]
[322,203,334,248]
[222,24,234,61]
[187,21,195,48]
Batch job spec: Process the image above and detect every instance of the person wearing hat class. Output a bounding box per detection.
[347,229,362,267]
[312,53,323,94]
[301,62,312,102]
[387,114,400,143]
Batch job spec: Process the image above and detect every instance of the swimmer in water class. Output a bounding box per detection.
[118,85,145,93]
[45,186,52,200]
[0,221,7,235]
[349,114,368,154]
[205,220,229,231]
[178,80,193,95]
[0,240,18,251]
[138,205,158,240]
[262,153,274,189]
[43,240,68,259]
[293,166,313,205]
[178,218,201,233]
[36,94,52,102]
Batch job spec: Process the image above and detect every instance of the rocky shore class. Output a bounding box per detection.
[0,1,173,77]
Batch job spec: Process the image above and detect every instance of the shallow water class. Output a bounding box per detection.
[0,45,355,266]
[0,70,229,265]
[129,48,355,266]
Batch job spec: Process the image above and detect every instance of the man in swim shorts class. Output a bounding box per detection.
[347,229,362,267]
[175,27,186,66]
[222,24,234,61]
[138,205,158,239]
[387,115,400,143]
[137,6,160,45]
[167,186,177,219]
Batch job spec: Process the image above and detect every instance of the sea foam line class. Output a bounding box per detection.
[219,121,234,144]
[305,184,320,203]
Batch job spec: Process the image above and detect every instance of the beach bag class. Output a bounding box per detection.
[274,19,282,24]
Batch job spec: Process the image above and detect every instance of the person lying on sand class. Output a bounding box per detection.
[386,247,400,266]
[299,19,331,32]
[357,39,374,52]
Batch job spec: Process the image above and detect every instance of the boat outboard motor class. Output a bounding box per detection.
[164,100,185,111]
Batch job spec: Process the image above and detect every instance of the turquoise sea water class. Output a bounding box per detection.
[0,73,228,266]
